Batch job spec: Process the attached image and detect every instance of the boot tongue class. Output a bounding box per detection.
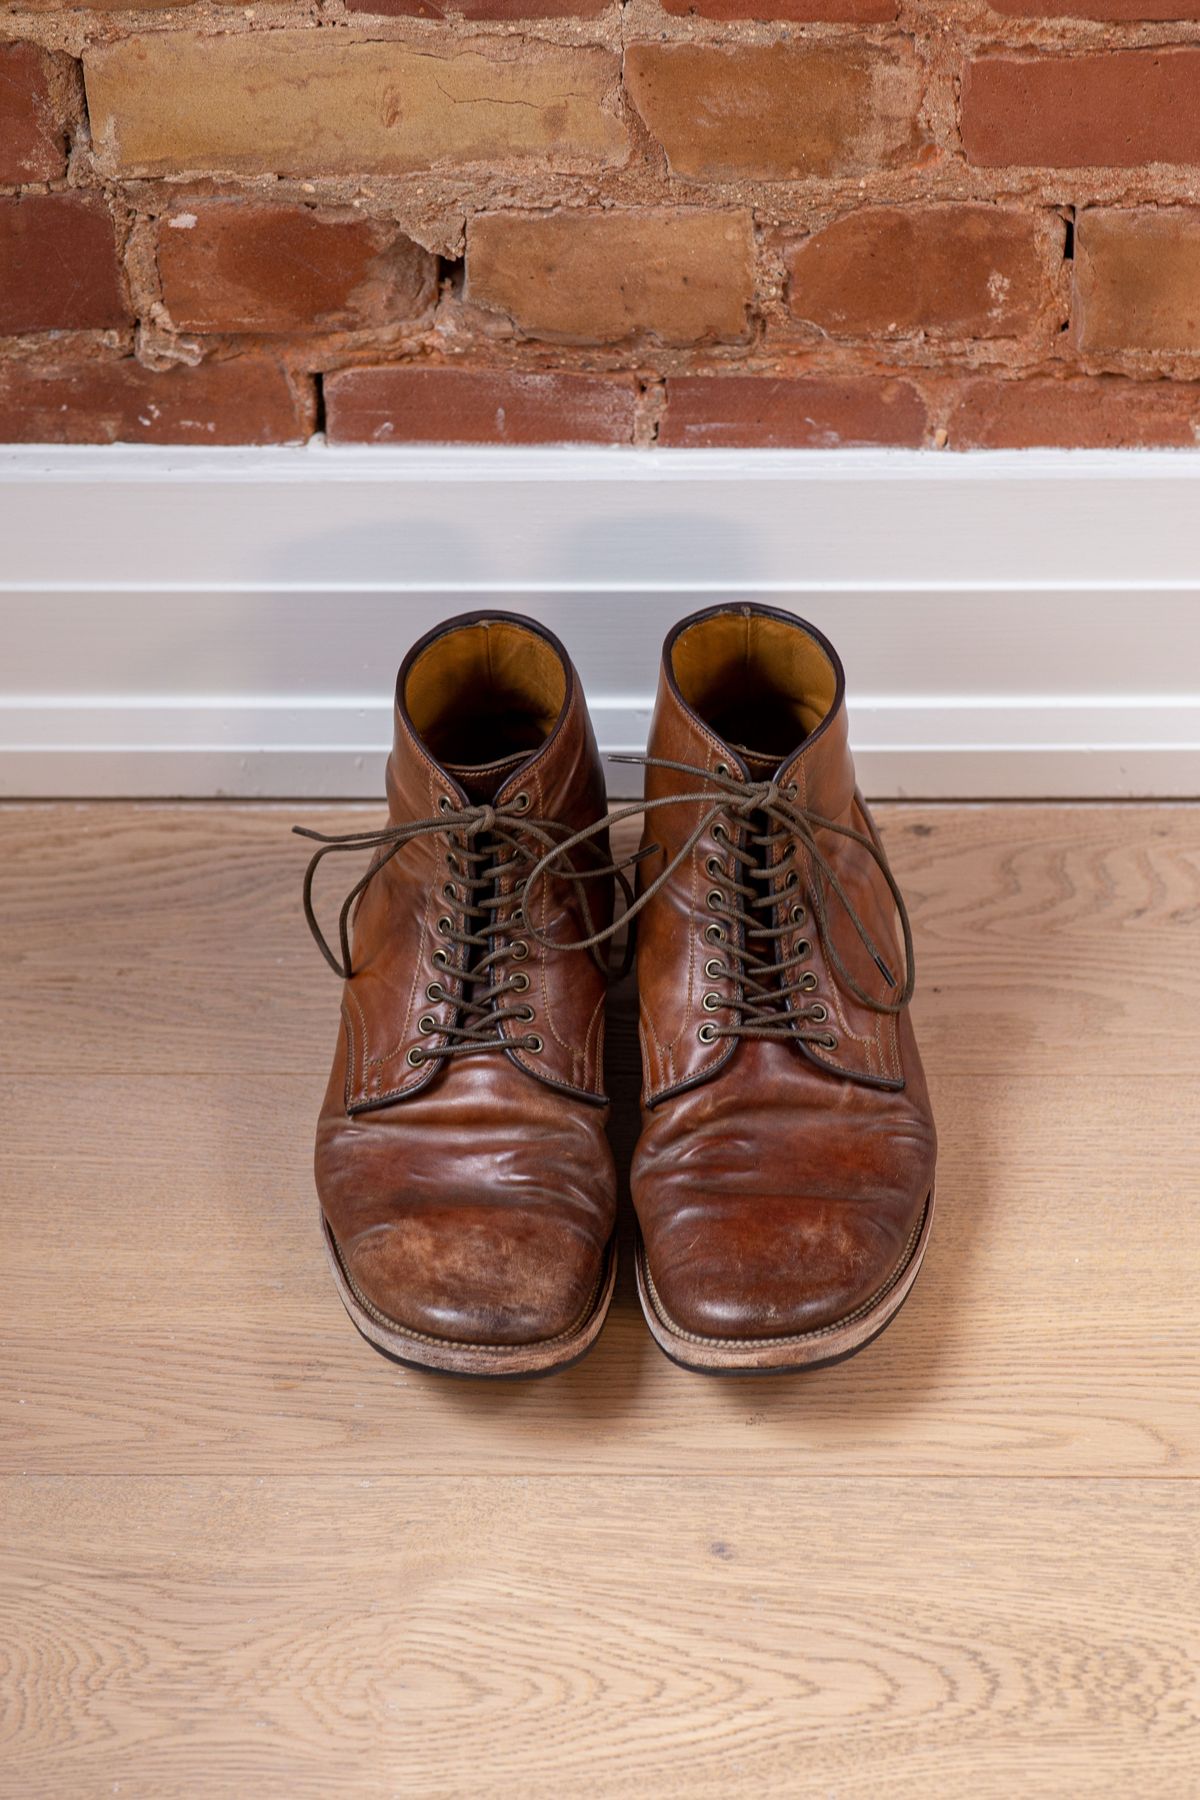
[443,749,530,806]
[730,742,800,779]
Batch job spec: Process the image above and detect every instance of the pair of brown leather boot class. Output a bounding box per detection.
[298,606,936,1377]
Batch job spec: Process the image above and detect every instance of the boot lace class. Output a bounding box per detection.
[294,795,625,1068]
[521,755,914,1055]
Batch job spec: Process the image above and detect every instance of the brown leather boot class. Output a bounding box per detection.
[296,613,618,1376]
[626,603,936,1373]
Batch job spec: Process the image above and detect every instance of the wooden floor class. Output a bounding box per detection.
[2,801,1199,1798]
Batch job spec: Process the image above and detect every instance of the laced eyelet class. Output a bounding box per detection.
[818,1033,838,1051]
[510,791,531,813]
[442,883,456,901]
[704,922,726,945]
[446,855,459,874]
[791,904,806,924]
[701,991,721,1012]
[712,822,728,843]
[795,939,812,960]
[436,916,452,935]
[431,947,449,969]
[511,970,530,992]
[809,1002,828,1023]
[704,958,726,980]
[512,906,526,927]
[437,796,452,813]
[515,1004,535,1023]
[698,1022,718,1044]
[799,970,818,992]
[714,762,730,779]
[417,1013,436,1034]
[705,855,723,878]
[706,889,724,911]
[785,870,799,889]
[784,781,798,800]
[406,1047,425,1067]
[510,939,529,960]
[426,982,444,1002]
[525,1034,543,1054]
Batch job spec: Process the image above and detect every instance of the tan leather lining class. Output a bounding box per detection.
[671,613,838,756]
[405,620,567,765]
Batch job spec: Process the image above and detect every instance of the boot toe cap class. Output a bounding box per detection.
[338,1204,605,1348]
[642,1192,923,1343]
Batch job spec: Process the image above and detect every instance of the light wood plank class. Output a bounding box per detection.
[2,1475,1197,1800]
[3,802,1199,1078]
[2,1070,1196,1476]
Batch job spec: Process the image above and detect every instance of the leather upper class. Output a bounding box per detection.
[313,613,617,1348]
[631,604,937,1342]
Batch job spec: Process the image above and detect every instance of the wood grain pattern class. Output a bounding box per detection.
[2,1477,1197,1800]
[2,802,1199,1796]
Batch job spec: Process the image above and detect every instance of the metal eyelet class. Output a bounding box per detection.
[510,939,529,960]
[704,922,726,945]
[406,1047,425,1067]
[705,855,723,878]
[526,1034,543,1054]
[706,889,724,911]
[436,915,452,935]
[431,947,449,969]
[704,958,726,980]
[438,795,452,813]
[510,791,531,813]
[426,982,444,1002]
[512,906,526,926]
[417,1013,436,1034]
[515,1004,535,1023]
[442,883,456,901]
[712,822,728,843]
[698,1022,718,1044]
[810,1002,828,1023]
[791,904,806,924]
[702,991,721,1012]
[714,762,730,779]
[511,970,530,992]
[795,939,812,960]
[446,855,459,874]
[785,870,799,889]
[818,1033,838,1051]
[784,781,798,800]
[799,971,818,992]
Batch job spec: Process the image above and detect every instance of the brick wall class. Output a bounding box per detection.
[3,3,1200,447]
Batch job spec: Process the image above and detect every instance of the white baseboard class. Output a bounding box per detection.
[3,442,1199,799]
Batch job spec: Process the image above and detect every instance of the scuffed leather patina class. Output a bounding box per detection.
[298,613,618,1376]
[628,604,937,1371]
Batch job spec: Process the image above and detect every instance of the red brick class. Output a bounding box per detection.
[325,367,638,444]
[624,43,922,181]
[990,2,1200,16]
[157,202,436,335]
[962,50,1200,168]
[946,376,1200,447]
[0,194,127,334]
[1075,209,1200,351]
[660,0,893,17]
[467,210,755,346]
[0,44,69,185]
[787,206,1053,340]
[659,374,927,447]
[0,356,310,443]
[346,0,610,14]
